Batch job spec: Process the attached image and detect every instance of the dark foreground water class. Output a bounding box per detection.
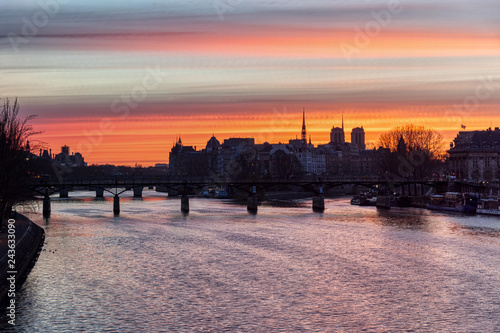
[2,190,500,332]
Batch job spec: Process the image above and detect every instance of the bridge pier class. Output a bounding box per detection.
[43,196,51,218]
[351,184,358,195]
[59,188,69,198]
[312,196,325,212]
[113,195,120,215]
[247,186,258,214]
[181,195,189,214]
[95,188,104,198]
[312,187,325,212]
[133,187,143,198]
[247,196,258,213]
[376,196,391,209]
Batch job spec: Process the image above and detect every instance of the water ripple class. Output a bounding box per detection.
[2,195,500,332]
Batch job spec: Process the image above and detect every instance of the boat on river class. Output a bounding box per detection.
[215,189,229,198]
[201,187,229,198]
[427,192,478,214]
[477,198,500,216]
[351,194,371,206]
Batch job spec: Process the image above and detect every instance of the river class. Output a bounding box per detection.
[2,190,500,332]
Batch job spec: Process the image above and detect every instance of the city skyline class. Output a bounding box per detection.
[2,0,499,165]
[26,109,498,166]
[36,111,369,166]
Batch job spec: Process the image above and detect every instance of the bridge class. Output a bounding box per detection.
[30,176,484,217]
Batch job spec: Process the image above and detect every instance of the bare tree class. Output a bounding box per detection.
[378,124,444,159]
[377,124,444,181]
[0,98,40,224]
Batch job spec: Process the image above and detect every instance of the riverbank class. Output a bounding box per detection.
[0,213,45,307]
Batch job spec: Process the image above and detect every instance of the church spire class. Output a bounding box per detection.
[301,108,307,142]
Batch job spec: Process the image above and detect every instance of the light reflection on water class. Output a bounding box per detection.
[2,190,500,332]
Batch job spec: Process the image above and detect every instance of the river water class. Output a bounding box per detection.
[2,189,500,332]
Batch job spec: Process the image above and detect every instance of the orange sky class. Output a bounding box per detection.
[4,1,500,165]
[29,103,499,165]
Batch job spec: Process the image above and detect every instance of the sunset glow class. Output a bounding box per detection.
[1,0,499,165]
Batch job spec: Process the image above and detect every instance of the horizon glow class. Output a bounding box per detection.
[1,0,499,165]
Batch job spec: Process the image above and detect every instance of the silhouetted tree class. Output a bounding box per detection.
[378,124,443,158]
[378,124,444,190]
[0,98,40,224]
[271,150,303,179]
[231,148,259,180]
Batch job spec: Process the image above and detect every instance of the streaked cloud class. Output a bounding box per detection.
[0,0,499,165]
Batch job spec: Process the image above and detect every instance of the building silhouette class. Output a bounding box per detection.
[169,136,205,177]
[448,127,500,181]
[167,110,381,179]
[330,114,345,144]
[351,127,365,150]
[205,135,220,152]
[301,108,307,143]
[54,145,86,167]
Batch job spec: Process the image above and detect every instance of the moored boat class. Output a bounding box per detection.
[215,189,229,198]
[427,192,478,214]
[351,194,370,206]
[477,198,500,216]
[201,188,216,198]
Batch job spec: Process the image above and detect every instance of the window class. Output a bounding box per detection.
[485,157,490,167]
[472,157,478,168]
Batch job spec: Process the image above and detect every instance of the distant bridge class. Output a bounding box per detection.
[29,176,485,217]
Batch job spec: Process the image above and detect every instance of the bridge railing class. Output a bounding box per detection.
[28,175,448,188]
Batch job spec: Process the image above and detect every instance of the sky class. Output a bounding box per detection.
[1,0,499,166]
